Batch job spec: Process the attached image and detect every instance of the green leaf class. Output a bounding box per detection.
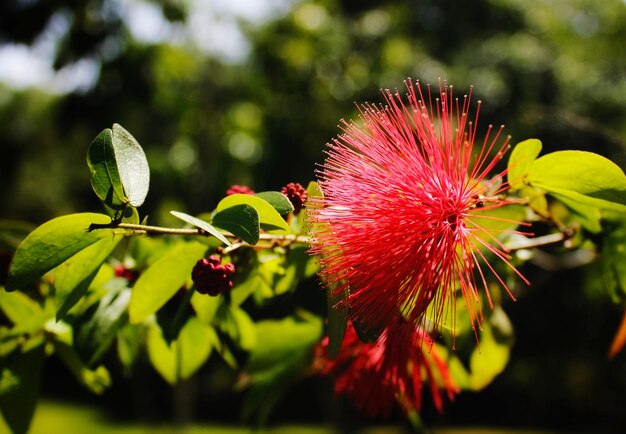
[0,344,45,434]
[247,315,322,377]
[52,341,111,394]
[111,124,150,207]
[116,324,143,375]
[54,233,123,320]
[230,271,271,307]
[507,139,542,190]
[216,194,289,232]
[87,128,127,217]
[129,241,207,324]
[6,213,117,291]
[554,193,602,233]
[301,181,323,234]
[76,287,131,366]
[190,291,221,324]
[274,245,316,295]
[468,308,513,390]
[254,191,294,215]
[243,314,322,424]
[218,306,257,351]
[146,317,218,384]
[0,369,20,396]
[528,150,626,211]
[169,211,231,246]
[0,289,44,325]
[212,204,260,245]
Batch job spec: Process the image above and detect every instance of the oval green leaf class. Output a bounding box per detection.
[129,241,207,324]
[528,150,626,211]
[54,234,123,321]
[112,123,150,207]
[0,289,44,324]
[217,194,289,232]
[507,139,542,190]
[77,287,131,366]
[6,213,115,291]
[254,191,294,215]
[212,204,260,245]
[87,128,127,217]
[147,317,218,384]
[170,210,231,246]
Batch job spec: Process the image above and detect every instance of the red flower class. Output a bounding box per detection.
[315,321,459,417]
[309,79,528,337]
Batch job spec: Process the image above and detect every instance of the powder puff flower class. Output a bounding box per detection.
[309,79,527,337]
[314,321,459,417]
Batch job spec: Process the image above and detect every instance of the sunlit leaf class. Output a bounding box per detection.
[301,181,323,234]
[216,194,290,232]
[528,150,626,211]
[87,128,127,217]
[6,213,117,291]
[111,124,150,207]
[129,241,207,324]
[0,289,44,325]
[507,139,542,190]
[191,291,221,324]
[218,306,257,351]
[146,317,218,384]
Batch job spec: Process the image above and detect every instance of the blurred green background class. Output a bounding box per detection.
[1,0,626,432]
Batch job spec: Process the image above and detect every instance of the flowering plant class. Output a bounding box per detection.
[1,80,625,433]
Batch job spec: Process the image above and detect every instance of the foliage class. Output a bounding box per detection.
[1,125,625,433]
[1,0,626,432]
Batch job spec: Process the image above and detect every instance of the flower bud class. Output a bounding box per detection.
[192,254,236,296]
[226,184,255,196]
[281,182,308,214]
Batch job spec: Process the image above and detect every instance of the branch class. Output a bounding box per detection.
[89,221,312,249]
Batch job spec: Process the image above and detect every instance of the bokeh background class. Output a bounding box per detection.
[1,0,626,432]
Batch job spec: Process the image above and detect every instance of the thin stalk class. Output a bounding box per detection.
[89,221,312,246]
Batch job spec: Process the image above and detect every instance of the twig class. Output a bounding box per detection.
[89,221,312,248]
